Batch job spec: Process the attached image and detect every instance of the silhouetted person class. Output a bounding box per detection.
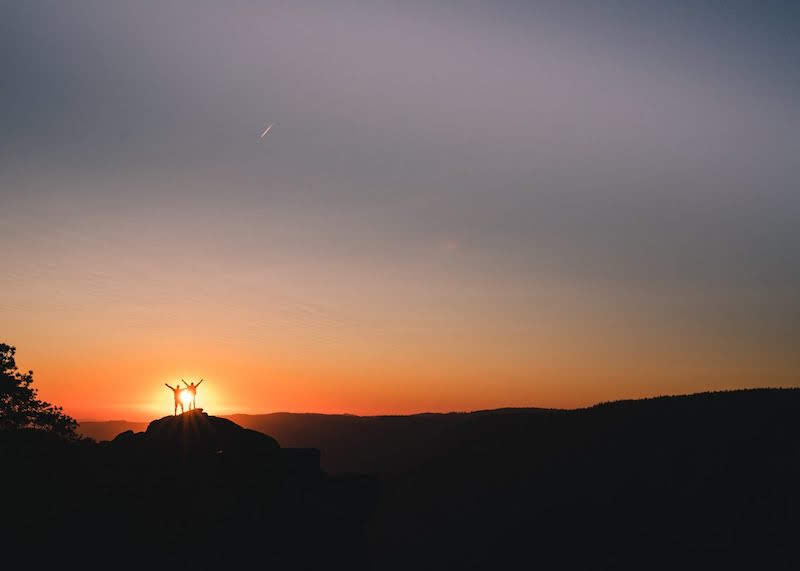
[165,383,184,415]
[181,378,204,410]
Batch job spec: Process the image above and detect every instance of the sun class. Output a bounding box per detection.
[179,389,192,407]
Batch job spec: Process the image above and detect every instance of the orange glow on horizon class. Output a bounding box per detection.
[6,298,799,422]
[18,341,798,423]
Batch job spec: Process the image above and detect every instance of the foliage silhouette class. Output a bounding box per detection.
[0,342,76,437]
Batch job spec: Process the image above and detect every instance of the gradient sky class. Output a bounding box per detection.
[2,1,798,420]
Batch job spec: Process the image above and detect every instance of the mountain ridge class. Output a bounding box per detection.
[78,388,799,474]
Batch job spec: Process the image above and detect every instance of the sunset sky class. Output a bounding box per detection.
[2,1,798,421]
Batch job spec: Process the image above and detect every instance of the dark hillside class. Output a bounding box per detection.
[63,389,800,569]
[229,408,557,474]
[370,388,800,569]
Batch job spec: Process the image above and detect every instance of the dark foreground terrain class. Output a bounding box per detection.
[7,389,800,569]
[2,409,377,568]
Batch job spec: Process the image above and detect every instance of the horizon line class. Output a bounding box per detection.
[76,386,799,424]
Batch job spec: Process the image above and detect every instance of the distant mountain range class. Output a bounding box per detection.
[78,419,148,441]
[19,388,800,568]
[78,408,556,473]
[78,389,799,476]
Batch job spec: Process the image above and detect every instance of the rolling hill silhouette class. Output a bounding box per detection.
[80,407,557,473]
[368,388,800,569]
[28,389,800,568]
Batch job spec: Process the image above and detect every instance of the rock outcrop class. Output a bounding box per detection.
[108,408,280,459]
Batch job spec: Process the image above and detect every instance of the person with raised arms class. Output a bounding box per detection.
[181,378,204,410]
[164,382,185,416]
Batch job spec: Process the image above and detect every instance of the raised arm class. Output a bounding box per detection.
[165,383,175,390]
[181,379,190,388]
[196,379,204,387]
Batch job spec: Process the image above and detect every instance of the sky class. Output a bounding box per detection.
[1,1,798,421]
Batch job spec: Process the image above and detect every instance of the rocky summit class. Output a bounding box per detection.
[111,408,280,458]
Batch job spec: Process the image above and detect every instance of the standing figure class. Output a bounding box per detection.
[165,383,184,415]
[181,378,204,410]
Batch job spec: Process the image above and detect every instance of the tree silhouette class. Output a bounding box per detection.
[0,343,77,437]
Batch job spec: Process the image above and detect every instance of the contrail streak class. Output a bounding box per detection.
[260,123,273,139]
